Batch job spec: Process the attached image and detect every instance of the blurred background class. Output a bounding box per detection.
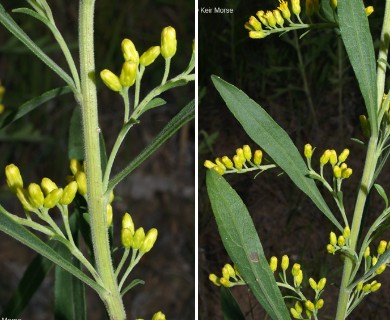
[0,0,194,319]
[199,0,390,319]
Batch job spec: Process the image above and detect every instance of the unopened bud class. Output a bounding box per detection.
[221,156,234,169]
[305,300,315,312]
[121,227,133,248]
[304,144,313,159]
[253,150,263,165]
[5,164,23,192]
[122,212,135,235]
[140,228,158,253]
[100,69,122,92]
[140,46,161,67]
[75,171,87,196]
[161,26,177,59]
[330,232,337,245]
[132,227,145,249]
[317,278,327,291]
[41,177,58,195]
[151,311,166,320]
[338,149,350,163]
[377,240,387,255]
[16,188,35,212]
[269,256,278,273]
[308,278,317,290]
[70,159,82,175]
[59,181,78,205]
[28,183,44,208]
[316,299,324,309]
[43,188,64,209]
[343,226,351,239]
[281,255,289,271]
[121,39,139,64]
[106,204,113,227]
[243,145,252,161]
[120,61,137,87]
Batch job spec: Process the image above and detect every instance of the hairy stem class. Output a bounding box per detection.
[79,0,125,318]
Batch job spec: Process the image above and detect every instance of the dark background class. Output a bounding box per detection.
[0,0,194,319]
[198,0,390,319]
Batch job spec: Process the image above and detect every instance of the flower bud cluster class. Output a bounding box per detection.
[121,212,158,254]
[204,145,273,175]
[209,263,245,288]
[5,163,80,213]
[326,226,351,255]
[100,26,177,92]
[268,254,326,319]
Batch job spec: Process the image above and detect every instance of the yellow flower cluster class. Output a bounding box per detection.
[204,144,271,175]
[5,163,84,213]
[121,212,158,254]
[209,263,245,288]
[326,226,351,254]
[100,26,177,92]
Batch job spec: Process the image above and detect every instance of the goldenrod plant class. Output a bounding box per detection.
[0,0,194,319]
[205,0,390,319]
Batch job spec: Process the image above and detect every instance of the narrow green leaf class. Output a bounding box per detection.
[68,106,84,160]
[0,86,72,129]
[142,97,167,113]
[0,206,105,294]
[1,241,58,317]
[121,279,145,296]
[374,184,388,208]
[220,287,246,320]
[338,0,377,133]
[211,76,342,231]
[54,216,86,320]
[207,170,291,320]
[12,7,48,24]
[0,3,75,88]
[107,99,194,193]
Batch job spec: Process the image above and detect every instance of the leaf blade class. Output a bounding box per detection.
[207,170,291,320]
[211,76,342,231]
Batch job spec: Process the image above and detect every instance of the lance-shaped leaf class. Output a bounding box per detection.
[211,76,342,231]
[338,0,378,134]
[207,170,291,320]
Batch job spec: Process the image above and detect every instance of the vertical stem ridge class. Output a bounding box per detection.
[79,0,126,319]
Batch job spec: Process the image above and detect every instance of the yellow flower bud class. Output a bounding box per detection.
[329,0,337,9]
[320,150,331,165]
[28,183,44,208]
[236,148,246,164]
[219,277,231,287]
[292,263,301,276]
[41,177,58,195]
[330,232,337,245]
[233,155,243,170]
[295,301,303,314]
[204,160,216,169]
[122,212,135,235]
[281,255,289,271]
[69,159,82,175]
[151,311,166,320]
[364,246,370,258]
[291,0,301,16]
[278,0,291,20]
[338,235,345,247]
[329,150,337,166]
[365,6,374,16]
[357,281,363,291]
[249,31,267,39]
[308,278,317,290]
[295,270,303,286]
[43,188,64,209]
[372,256,378,266]
[256,11,269,27]
[316,299,324,309]
[109,191,115,204]
[215,158,226,171]
[253,150,263,165]
[338,149,350,163]
[121,227,133,248]
[269,256,278,273]
[265,11,277,27]
[119,61,137,87]
[132,227,145,249]
[139,46,161,67]
[224,264,236,278]
[106,204,113,227]
[370,282,381,292]
[75,171,87,196]
[290,308,301,319]
[100,69,122,92]
[333,165,342,178]
[377,240,387,255]
[140,228,158,253]
[121,38,139,64]
[317,278,327,291]
[305,300,315,312]
[247,16,262,31]
[304,144,313,159]
[161,26,177,59]
[16,188,35,212]
[327,244,335,254]
[375,264,386,275]
[213,166,225,175]
[209,273,220,286]
[59,181,78,205]
[359,115,370,138]
[342,167,353,179]
[243,145,252,161]
[5,164,23,192]
[362,283,371,292]
[343,226,351,239]
[221,156,234,169]
[273,9,284,27]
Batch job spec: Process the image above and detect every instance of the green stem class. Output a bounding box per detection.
[115,248,130,277]
[134,65,145,108]
[161,58,171,85]
[79,1,125,319]
[118,249,142,291]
